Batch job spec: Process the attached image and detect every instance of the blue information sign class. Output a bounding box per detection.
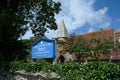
[31,38,55,59]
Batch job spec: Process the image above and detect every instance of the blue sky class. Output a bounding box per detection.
[95,0,120,32]
[23,0,120,39]
[45,0,120,39]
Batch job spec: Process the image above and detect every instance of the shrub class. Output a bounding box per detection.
[9,61,26,72]
[0,61,10,71]
[9,59,49,73]
[9,60,120,80]
[49,62,120,80]
[81,62,120,80]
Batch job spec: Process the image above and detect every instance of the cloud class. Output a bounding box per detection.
[46,0,111,39]
[88,27,96,33]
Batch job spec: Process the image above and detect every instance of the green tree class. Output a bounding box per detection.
[0,0,61,61]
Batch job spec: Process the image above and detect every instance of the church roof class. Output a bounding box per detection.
[57,19,69,38]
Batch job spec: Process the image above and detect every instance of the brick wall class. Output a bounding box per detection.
[71,29,120,61]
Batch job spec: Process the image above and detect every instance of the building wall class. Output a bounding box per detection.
[73,29,120,61]
[115,32,120,42]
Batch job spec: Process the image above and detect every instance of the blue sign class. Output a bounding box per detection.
[31,38,55,59]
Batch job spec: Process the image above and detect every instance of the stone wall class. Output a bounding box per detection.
[0,71,60,80]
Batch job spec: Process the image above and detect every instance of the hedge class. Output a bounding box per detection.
[8,60,120,80]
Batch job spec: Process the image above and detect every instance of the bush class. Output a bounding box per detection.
[9,59,49,73]
[9,60,120,80]
[81,62,120,80]
[49,62,120,80]
[9,61,26,72]
[0,61,10,71]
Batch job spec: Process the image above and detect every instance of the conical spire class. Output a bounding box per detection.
[57,19,69,38]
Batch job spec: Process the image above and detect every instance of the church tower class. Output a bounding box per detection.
[53,19,69,64]
[55,19,69,56]
[56,19,69,42]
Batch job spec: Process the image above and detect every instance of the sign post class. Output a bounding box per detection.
[31,38,55,59]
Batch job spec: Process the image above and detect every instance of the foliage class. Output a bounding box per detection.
[50,62,120,80]
[80,62,120,80]
[65,36,114,61]
[9,60,120,80]
[0,0,28,61]
[9,59,49,73]
[66,36,90,60]
[89,38,113,59]
[0,0,61,61]
[0,61,10,71]
[28,0,61,36]
[118,42,120,48]
[0,40,29,61]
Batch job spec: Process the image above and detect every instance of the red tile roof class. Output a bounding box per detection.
[80,28,114,42]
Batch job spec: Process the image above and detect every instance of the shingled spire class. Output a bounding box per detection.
[57,19,69,38]
[54,19,69,62]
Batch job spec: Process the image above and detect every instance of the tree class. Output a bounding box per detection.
[0,0,61,61]
[28,0,61,36]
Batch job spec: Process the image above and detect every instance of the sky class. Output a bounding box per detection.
[23,0,120,39]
